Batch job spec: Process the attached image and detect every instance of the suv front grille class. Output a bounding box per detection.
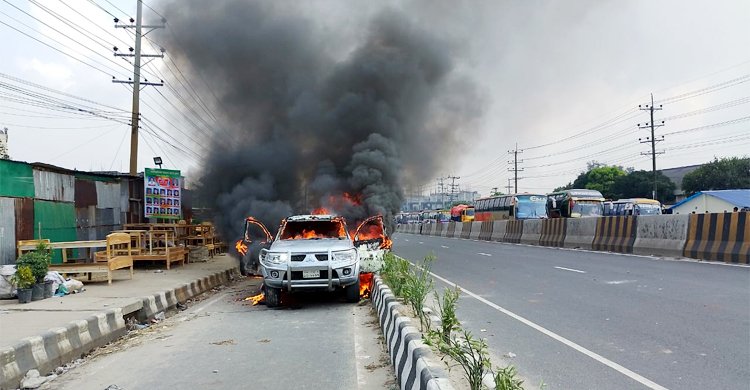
[314,254,329,261]
[290,254,306,262]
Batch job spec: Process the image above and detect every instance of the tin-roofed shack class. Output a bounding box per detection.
[0,159,153,265]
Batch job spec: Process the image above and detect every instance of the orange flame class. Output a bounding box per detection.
[235,240,248,256]
[353,215,391,249]
[311,207,329,215]
[244,292,265,305]
[359,272,374,298]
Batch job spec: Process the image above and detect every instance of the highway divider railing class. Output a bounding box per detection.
[398,212,749,264]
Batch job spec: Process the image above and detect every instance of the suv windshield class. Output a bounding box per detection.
[280,220,347,240]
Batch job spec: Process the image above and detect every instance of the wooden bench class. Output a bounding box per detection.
[49,233,134,285]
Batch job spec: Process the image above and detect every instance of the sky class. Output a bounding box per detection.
[1,0,748,195]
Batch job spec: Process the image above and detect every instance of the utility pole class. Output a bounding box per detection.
[437,177,446,208]
[638,93,665,200]
[507,143,523,194]
[113,0,165,175]
[447,175,460,205]
[505,178,513,194]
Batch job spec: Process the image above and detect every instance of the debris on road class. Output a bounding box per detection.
[20,369,56,389]
[210,339,236,346]
[504,352,517,359]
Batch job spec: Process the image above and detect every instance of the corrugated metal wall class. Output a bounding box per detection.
[74,178,97,207]
[0,197,16,265]
[0,160,34,197]
[34,200,76,264]
[34,169,75,202]
[95,181,120,208]
[14,198,33,241]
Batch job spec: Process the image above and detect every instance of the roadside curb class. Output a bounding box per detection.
[0,266,241,390]
[371,275,454,390]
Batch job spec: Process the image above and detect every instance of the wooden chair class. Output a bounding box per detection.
[49,233,134,285]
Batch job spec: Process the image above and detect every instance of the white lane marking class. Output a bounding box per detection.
[605,280,637,285]
[399,256,669,390]
[477,253,492,257]
[193,290,228,314]
[555,266,586,274]
[404,239,410,242]
[418,242,424,244]
[440,245,450,249]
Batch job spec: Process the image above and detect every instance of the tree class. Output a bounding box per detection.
[580,166,626,199]
[682,157,750,195]
[611,170,676,203]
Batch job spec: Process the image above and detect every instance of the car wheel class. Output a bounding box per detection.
[344,278,360,303]
[265,285,281,308]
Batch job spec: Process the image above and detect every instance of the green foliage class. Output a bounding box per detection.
[11,265,35,289]
[402,255,434,330]
[381,252,411,297]
[433,286,461,344]
[682,157,750,195]
[494,365,525,390]
[610,170,676,203]
[582,166,627,199]
[15,242,50,283]
[430,329,491,390]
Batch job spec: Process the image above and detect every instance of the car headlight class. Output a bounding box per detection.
[262,252,289,266]
[331,249,357,264]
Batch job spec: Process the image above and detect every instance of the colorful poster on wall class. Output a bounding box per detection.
[144,168,182,220]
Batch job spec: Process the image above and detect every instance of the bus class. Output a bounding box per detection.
[474,194,548,221]
[450,204,475,222]
[604,198,662,216]
[419,209,451,224]
[547,189,605,218]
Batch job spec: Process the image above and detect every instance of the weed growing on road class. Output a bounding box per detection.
[436,329,491,390]
[381,252,410,297]
[403,254,434,330]
[433,285,461,343]
[493,365,525,390]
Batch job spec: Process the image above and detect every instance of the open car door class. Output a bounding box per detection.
[236,217,274,276]
[352,215,392,273]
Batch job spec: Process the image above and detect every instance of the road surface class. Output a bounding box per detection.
[394,233,750,390]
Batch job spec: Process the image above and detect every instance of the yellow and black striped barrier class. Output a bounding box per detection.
[683,212,749,264]
[478,221,493,241]
[503,220,523,243]
[446,221,457,237]
[592,216,637,253]
[539,218,566,247]
[460,222,472,239]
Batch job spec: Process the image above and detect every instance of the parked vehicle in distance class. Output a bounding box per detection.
[547,189,605,218]
[450,204,475,222]
[474,193,548,221]
[604,198,662,216]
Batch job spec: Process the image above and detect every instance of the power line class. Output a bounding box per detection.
[507,143,523,193]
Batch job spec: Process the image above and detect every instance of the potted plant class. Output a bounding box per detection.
[16,242,50,301]
[11,265,35,303]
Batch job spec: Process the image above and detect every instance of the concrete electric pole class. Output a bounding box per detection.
[447,175,460,205]
[113,0,165,175]
[508,143,523,194]
[638,94,665,200]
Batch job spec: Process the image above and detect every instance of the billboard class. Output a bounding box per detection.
[144,168,182,220]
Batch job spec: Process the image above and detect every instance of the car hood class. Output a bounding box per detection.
[269,238,354,253]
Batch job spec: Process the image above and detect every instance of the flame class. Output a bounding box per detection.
[235,240,248,256]
[359,272,374,299]
[244,292,265,305]
[311,207,329,215]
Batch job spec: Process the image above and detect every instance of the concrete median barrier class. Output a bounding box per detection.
[444,222,456,237]
[503,220,523,243]
[433,223,444,236]
[683,212,750,264]
[540,218,566,247]
[633,214,689,257]
[469,222,482,240]
[459,222,472,239]
[491,220,507,241]
[593,216,638,253]
[422,223,434,236]
[520,219,542,245]
[478,221,493,241]
[564,218,596,250]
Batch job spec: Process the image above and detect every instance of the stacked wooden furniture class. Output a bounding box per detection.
[130,230,188,269]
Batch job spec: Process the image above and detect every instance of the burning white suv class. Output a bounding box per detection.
[257,215,360,307]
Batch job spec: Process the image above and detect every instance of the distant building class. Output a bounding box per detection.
[0,128,9,159]
[659,164,702,203]
[670,190,750,214]
[401,190,479,212]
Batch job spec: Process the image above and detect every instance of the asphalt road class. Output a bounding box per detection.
[393,233,750,390]
[43,278,395,390]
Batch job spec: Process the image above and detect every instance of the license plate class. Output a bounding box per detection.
[302,270,320,279]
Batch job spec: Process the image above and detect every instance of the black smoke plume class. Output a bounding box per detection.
[158,1,482,244]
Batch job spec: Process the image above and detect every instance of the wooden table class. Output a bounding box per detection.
[18,240,107,263]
